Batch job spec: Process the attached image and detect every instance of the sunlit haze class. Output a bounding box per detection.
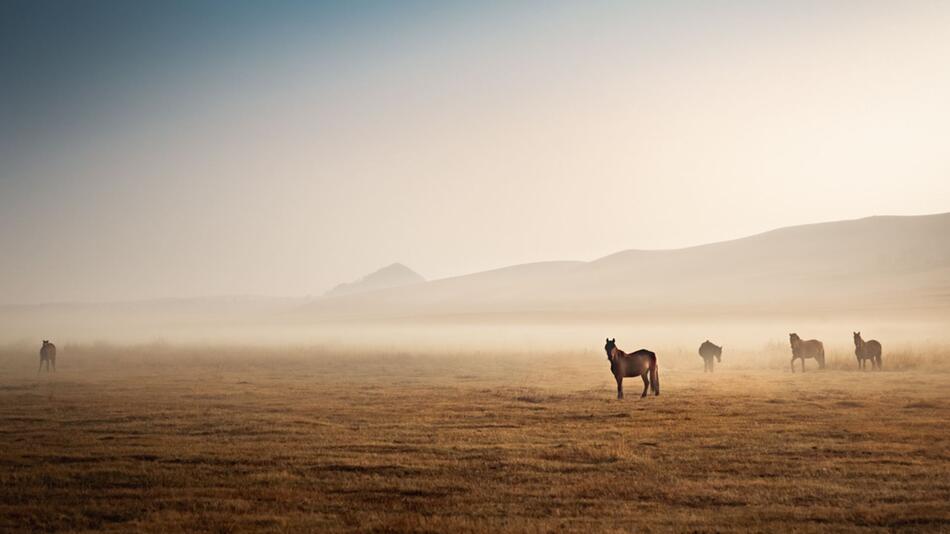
[2,1,949,304]
[3,5,950,531]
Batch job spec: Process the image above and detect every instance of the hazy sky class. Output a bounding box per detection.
[1,1,949,304]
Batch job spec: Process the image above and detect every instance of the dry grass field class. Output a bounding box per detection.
[0,344,948,533]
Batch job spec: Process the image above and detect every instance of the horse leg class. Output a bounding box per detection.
[801,358,806,372]
[790,357,797,373]
[709,358,714,373]
[640,373,649,398]
[616,376,623,400]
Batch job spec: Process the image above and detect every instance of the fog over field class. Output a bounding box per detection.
[3,1,949,532]
[2,212,947,354]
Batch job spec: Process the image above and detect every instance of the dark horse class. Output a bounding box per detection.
[853,332,882,370]
[698,340,722,372]
[39,340,56,373]
[604,338,659,399]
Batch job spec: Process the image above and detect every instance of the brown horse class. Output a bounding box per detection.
[604,338,659,399]
[853,332,882,370]
[698,340,722,372]
[39,340,56,373]
[789,333,824,372]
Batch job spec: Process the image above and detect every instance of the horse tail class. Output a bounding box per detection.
[649,353,660,395]
[818,343,826,368]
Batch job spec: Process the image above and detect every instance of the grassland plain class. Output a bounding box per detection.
[0,344,948,533]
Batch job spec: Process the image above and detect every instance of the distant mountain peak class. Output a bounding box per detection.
[375,262,419,276]
[325,263,425,297]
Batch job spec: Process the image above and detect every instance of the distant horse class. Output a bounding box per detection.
[853,332,882,370]
[698,340,722,372]
[39,340,56,373]
[789,333,824,372]
[604,338,659,399]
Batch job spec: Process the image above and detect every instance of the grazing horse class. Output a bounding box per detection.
[604,338,659,399]
[853,332,882,370]
[789,333,824,372]
[698,340,722,372]
[39,340,56,373]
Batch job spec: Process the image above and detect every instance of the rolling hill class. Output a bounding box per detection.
[298,213,950,322]
[324,263,425,297]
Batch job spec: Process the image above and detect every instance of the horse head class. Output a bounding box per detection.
[604,338,616,360]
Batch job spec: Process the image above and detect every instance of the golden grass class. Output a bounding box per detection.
[0,345,948,532]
